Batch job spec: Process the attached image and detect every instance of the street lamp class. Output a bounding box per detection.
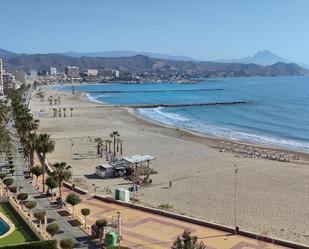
[117,211,122,249]
[234,164,239,234]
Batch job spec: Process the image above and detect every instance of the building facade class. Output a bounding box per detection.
[3,72,15,96]
[0,59,3,95]
[65,66,80,79]
[99,69,120,78]
[49,67,57,75]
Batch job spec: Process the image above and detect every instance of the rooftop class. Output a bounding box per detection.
[122,154,155,164]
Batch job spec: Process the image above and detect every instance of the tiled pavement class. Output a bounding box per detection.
[59,188,289,249]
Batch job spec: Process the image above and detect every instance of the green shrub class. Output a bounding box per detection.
[46,223,60,238]
[59,238,75,249]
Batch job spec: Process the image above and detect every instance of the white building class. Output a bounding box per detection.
[0,59,4,95]
[27,69,38,81]
[49,67,57,75]
[86,69,98,77]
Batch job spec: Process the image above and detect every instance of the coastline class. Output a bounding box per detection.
[81,89,309,159]
[31,88,309,245]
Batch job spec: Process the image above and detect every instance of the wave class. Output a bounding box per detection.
[138,107,190,125]
[85,93,103,104]
[137,107,309,153]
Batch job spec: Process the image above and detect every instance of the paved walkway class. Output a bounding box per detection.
[7,120,97,248]
[60,188,290,249]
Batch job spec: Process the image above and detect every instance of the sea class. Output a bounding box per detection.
[51,76,309,153]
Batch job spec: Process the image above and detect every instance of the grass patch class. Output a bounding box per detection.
[0,202,38,246]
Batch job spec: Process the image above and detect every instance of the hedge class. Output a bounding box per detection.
[0,240,57,249]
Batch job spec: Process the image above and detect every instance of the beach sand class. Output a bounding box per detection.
[30,89,309,245]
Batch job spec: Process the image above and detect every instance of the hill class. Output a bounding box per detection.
[218,50,290,66]
[63,50,195,61]
[1,50,308,77]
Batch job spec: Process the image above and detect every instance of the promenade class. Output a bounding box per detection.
[59,187,289,249]
[7,119,97,248]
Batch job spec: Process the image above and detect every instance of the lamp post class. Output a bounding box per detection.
[117,211,122,249]
[70,139,74,189]
[234,164,239,234]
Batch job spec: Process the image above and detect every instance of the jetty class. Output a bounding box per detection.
[126,101,253,109]
[85,88,224,94]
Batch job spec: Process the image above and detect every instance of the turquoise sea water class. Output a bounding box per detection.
[51,76,309,152]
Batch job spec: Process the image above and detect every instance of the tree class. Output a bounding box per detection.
[3,178,14,194]
[69,108,74,117]
[25,201,37,218]
[52,108,57,117]
[95,219,108,242]
[81,208,90,229]
[45,176,58,199]
[65,193,81,216]
[0,173,7,195]
[36,133,55,193]
[171,229,206,249]
[9,169,15,176]
[22,132,37,168]
[46,223,60,238]
[31,165,43,187]
[8,186,17,194]
[94,137,103,156]
[17,193,28,210]
[52,162,72,207]
[110,131,120,157]
[34,210,46,228]
[60,238,75,249]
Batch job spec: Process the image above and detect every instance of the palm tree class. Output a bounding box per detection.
[22,132,37,168]
[52,108,57,117]
[110,131,120,157]
[94,137,103,156]
[52,162,72,207]
[0,126,15,155]
[106,140,112,154]
[69,108,74,117]
[36,134,55,193]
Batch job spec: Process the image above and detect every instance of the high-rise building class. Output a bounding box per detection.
[65,66,80,79]
[0,59,4,95]
[49,67,57,75]
[3,72,15,96]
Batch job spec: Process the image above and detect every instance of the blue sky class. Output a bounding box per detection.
[0,0,308,63]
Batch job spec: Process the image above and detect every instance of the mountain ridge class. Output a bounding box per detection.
[218,50,290,66]
[0,48,308,77]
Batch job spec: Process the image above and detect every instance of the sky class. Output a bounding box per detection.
[0,0,308,63]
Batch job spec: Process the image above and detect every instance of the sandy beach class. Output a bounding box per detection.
[30,88,309,245]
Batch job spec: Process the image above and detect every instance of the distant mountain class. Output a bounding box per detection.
[63,50,195,61]
[219,50,290,66]
[2,52,308,77]
[0,48,18,59]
